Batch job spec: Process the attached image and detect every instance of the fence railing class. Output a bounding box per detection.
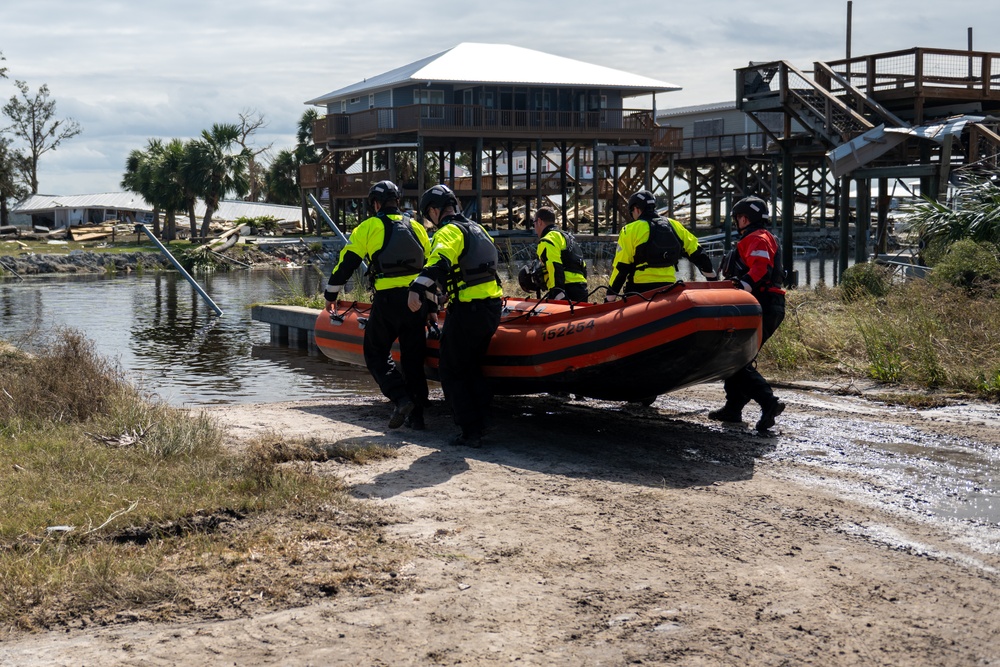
[824,47,997,97]
[680,132,770,159]
[314,105,669,142]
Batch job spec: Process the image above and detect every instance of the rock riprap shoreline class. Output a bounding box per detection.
[0,251,175,275]
[0,243,331,277]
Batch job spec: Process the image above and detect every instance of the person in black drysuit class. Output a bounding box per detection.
[606,190,718,301]
[530,206,590,302]
[708,195,786,433]
[324,180,431,430]
[407,184,503,448]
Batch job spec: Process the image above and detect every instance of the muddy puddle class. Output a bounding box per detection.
[751,388,1000,560]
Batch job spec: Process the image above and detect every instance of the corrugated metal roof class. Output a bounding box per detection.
[13,193,301,223]
[306,43,680,106]
[17,192,153,212]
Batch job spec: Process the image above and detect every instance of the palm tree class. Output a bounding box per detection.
[188,123,251,238]
[911,174,1000,247]
[148,139,190,242]
[121,139,163,235]
[265,148,300,205]
[178,141,201,238]
[294,109,320,166]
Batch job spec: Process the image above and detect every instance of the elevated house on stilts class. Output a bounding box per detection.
[301,42,683,237]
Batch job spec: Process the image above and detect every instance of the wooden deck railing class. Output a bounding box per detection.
[824,47,998,98]
[314,105,671,143]
[680,132,770,159]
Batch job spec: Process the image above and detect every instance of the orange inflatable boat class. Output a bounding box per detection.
[314,282,763,401]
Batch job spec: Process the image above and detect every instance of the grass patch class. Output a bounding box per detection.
[0,330,403,634]
[758,278,1000,398]
[0,239,164,256]
[247,431,398,466]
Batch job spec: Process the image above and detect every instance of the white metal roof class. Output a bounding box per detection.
[306,42,681,106]
[16,192,152,212]
[14,193,301,223]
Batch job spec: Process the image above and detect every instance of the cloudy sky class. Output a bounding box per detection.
[2,0,998,195]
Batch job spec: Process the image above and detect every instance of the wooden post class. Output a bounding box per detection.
[474,137,483,225]
[838,175,850,281]
[592,139,599,237]
[855,177,870,264]
[507,141,514,230]
[612,150,620,233]
[876,177,889,255]
[667,154,675,220]
[781,145,795,283]
[536,139,543,212]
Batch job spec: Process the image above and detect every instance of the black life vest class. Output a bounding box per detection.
[449,217,499,293]
[371,213,425,279]
[636,216,682,269]
[558,229,588,277]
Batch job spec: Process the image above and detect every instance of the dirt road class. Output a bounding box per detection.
[3,381,999,666]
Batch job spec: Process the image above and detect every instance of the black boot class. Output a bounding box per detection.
[388,397,415,429]
[404,407,425,430]
[448,428,484,448]
[708,403,744,423]
[756,399,786,432]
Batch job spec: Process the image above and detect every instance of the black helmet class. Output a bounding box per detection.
[368,180,401,206]
[418,184,460,217]
[627,190,657,214]
[732,196,769,225]
[517,259,545,293]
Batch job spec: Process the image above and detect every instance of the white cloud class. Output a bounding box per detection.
[1,0,998,194]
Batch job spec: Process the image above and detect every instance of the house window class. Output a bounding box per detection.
[340,100,346,113]
[413,89,444,119]
[515,157,526,172]
[693,118,725,137]
[349,97,360,105]
[368,94,375,109]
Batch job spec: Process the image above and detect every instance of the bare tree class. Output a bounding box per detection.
[235,108,272,202]
[2,80,82,194]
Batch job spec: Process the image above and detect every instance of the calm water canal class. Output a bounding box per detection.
[0,256,848,407]
[0,268,377,407]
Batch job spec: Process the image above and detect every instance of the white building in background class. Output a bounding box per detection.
[13,193,302,229]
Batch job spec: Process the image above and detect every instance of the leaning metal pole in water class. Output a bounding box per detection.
[134,224,224,317]
[306,193,367,273]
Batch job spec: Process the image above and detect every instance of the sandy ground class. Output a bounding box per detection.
[3,380,1000,666]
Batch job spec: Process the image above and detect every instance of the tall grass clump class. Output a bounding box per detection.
[758,278,999,397]
[838,261,893,302]
[0,329,390,633]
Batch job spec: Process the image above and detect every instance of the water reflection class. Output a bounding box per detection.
[0,269,378,407]
[671,251,852,288]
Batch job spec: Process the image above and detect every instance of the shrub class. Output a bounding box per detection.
[234,215,281,235]
[838,261,892,302]
[927,239,1000,293]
